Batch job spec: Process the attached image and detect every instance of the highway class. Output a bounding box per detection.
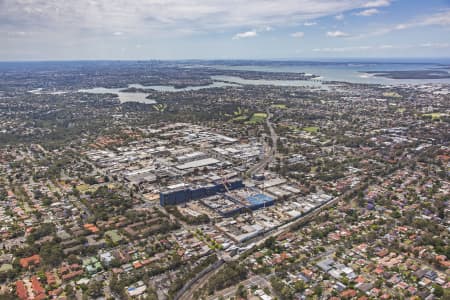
[209,275,270,300]
[247,109,278,176]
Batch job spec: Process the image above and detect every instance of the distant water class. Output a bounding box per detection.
[78,87,156,104]
[78,82,239,103]
[129,82,238,91]
[210,62,450,85]
[211,75,326,89]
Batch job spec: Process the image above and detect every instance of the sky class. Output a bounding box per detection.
[1,0,450,61]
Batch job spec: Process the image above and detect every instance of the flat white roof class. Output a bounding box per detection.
[176,158,220,170]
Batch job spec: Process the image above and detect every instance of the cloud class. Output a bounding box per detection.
[303,21,317,26]
[356,8,379,16]
[232,30,257,39]
[113,31,123,36]
[312,43,450,52]
[335,14,344,20]
[420,42,450,48]
[353,10,450,39]
[393,10,450,31]
[364,0,391,8]
[0,0,399,37]
[414,10,450,27]
[232,25,275,39]
[290,31,304,38]
[313,45,373,52]
[326,30,349,37]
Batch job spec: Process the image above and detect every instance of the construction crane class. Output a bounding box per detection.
[220,170,253,216]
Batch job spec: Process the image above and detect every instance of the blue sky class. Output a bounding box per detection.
[1,0,450,60]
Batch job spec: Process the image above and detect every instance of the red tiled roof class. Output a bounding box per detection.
[31,276,45,295]
[15,280,28,300]
[374,267,384,275]
[19,254,41,268]
[34,293,47,300]
[62,270,83,281]
[84,223,100,233]
[341,289,357,298]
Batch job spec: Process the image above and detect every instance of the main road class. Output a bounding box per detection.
[247,109,277,176]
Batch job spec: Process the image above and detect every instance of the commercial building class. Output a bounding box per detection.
[159,179,244,206]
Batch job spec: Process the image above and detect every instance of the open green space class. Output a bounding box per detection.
[246,112,268,124]
[383,91,402,98]
[105,230,123,244]
[153,103,167,112]
[302,126,319,133]
[271,104,287,109]
[232,115,249,122]
[423,112,446,120]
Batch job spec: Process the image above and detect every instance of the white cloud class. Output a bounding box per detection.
[0,0,398,38]
[303,21,317,26]
[7,31,29,36]
[353,10,450,39]
[113,31,123,36]
[313,43,450,52]
[335,14,344,20]
[232,30,258,40]
[232,25,274,39]
[417,10,450,26]
[291,31,304,38]
[313,46,372,52]
[392,10,450,31]
[312,44,400,52]
[364,0,391,8]
[356,8,379,16]
[420,42,450,48]
[326,30,349,37]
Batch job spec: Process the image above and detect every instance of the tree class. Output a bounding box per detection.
[433,284,444,298]
[65,284,75,298]
[0,189,7,202]
[314,284,323,297]
[236,284,247,299]
[39,242,63,267]
[264,236,277,251]
[87,280,104,298]
[293,280,306,293]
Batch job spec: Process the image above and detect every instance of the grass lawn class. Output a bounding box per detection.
[153,104,167,112]
[105,230,123,243]
[423,112,446,120]
[383,91,402,98]
[271,104,287,109]
[76,184,90,192]
[246,112,268,124]
[232,115,248,122]
[302,126,319,133]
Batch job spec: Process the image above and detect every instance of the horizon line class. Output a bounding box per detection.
[1,57,450,64]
